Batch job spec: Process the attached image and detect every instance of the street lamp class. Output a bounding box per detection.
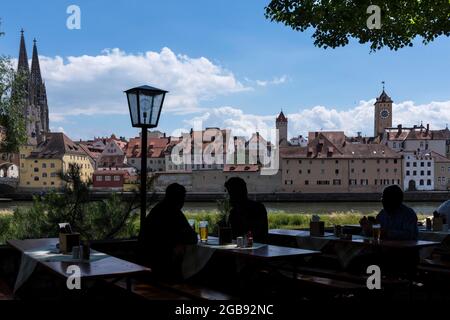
[125,85,168,234]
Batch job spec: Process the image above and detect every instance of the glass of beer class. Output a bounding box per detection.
[372,224,381,241]
[199,221,208,242]
[188,219,196,231]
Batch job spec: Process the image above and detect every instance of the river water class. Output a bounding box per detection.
[0,200,442,215]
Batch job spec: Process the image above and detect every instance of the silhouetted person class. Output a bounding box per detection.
[436,199,450,224]
[361,185,418,240]
[354,185,419,275]
[139,183,197,280]
[225,177,268,242]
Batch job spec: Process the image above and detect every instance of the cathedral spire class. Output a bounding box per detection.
[31,38,43,88]
[18,28,29,74]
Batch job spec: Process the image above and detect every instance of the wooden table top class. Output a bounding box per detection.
[8,238,150,280]
[269,229,439,249]
[202,237,320,261]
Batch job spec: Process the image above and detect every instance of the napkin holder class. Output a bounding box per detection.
[59,232,80,254]
[433,217,443,232]
[310,221,324,237]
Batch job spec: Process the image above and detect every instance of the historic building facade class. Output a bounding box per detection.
[19,133,94,189]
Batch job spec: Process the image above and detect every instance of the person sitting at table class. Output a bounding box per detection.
[138,183,197,280]
[436,199,450,224]
[224,177,269,242]
[361,184,418,240]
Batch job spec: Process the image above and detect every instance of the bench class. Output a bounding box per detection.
[0,279,13,300]
[112,278,236,301]
[278,269,366,294]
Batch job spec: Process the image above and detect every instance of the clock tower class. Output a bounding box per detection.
[374,84,393,137]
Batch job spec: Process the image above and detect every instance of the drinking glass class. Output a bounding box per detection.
[372,224,381,241]
[188,219,196,231]
[199,221,208,242]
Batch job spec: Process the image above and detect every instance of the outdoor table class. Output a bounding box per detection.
[181,236,320,279]
[8,238,150,293]
[269,229,440,268]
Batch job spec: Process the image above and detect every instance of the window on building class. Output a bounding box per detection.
[307,169,311,174]
[362,169,366,173]
[377,168,380,173]
[351,168,354,173]
[34,167,39,172]
[349,179,357,185]
[335,160,339,164]
[321,169,325,174]
[335,169,339,175]
[114,175,120,181]
[34,177,39,181]
[427,162,431,167]
[406,162,410,167]
[374,179,378,185]
[298,160,302,164]
[42,163,47,168]
[427,179,432,186]
[413,162,417,167]
[333,179,341,185]
[427,170,431,176]
[305,180,309,185]
[105,176,111,181]
[385,160,389,164]
[393,142,397,148]
[299,170,302,174]
[317,180,330,185]
[421,162,424,167]
[413,171,417,176]
[385,168,389,173]
[51,163,55,168]
[42,173,47,178]
[420,179,424,186]
[394,159,398,164]
[420,170,424,176]
[51,182,54,185]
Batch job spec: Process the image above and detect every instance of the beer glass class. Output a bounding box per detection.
[199,221,208,242]
[188,219,196,231]
[372,224,381,241]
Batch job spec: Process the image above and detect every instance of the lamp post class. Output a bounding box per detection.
[125,85,168,234]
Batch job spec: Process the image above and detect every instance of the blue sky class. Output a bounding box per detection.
[1,0,450,140]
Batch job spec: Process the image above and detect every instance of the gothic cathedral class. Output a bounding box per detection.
[17,30,49,145]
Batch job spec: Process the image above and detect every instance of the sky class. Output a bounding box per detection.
[1,0,450,140]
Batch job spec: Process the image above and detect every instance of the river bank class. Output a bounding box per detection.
[4,191,450,203]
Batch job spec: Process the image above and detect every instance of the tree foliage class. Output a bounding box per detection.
[265,0,450,51]
[0,21,28,152]
[4,165,157,241]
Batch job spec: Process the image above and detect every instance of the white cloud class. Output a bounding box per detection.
[35,47,249,121]
[252,75,288,87]
[179,100,450,140]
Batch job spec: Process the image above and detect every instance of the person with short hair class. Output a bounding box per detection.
[361,184,418,240]
[224,177,268,242]
[139,183,197,280]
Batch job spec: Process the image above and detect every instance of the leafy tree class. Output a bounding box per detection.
[265,0,450,51]
[0,21,28,153]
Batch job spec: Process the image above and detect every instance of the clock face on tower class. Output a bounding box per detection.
[380,109,390,119]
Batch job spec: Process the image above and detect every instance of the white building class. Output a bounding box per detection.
[290,135,308,147]
[403,151,434,191]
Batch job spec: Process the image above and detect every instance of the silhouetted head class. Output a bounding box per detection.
[224,177,248,205]
[381,185,403,212]
[164,183,186,210]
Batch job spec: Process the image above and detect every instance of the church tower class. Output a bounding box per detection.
[374,83,393,137]
[16,30,50,145]
[276,111,288,146]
